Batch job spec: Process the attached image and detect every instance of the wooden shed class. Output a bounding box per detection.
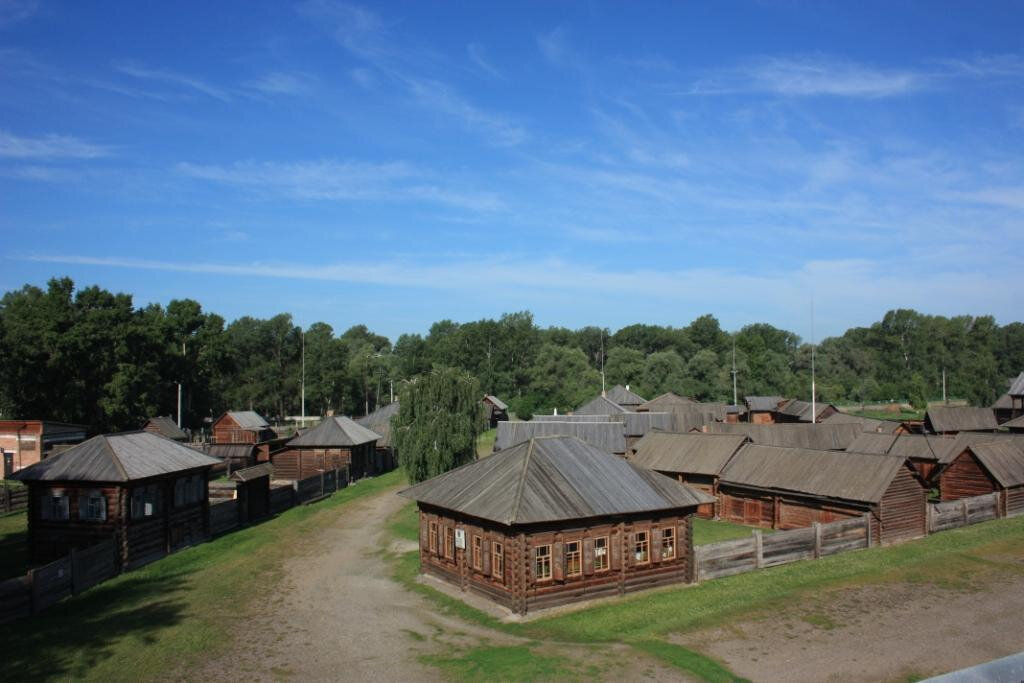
[496,421,626,455]
[0,420,88,476]
[11,432,219,568]
[211,410,276,445]
[399,435,714,614]
[230,462,273,523]
[272,416,380,481]
[718,444,928,544]
[573,395,629,416]
[775,399,838,424]
[699,422,864,451]
[743,396,785,424]
[356,401,399,473]
[845,433,945,481]
[482,395,510,428]
[636,392,695,413]
[628,432,749,518]
[141,416,188,442]
[924,406,998,435]
[939,442,1024,516]
[605,385,647,411]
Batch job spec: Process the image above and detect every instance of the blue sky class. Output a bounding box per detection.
[1,1,1022,341]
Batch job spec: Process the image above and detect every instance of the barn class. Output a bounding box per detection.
[939,440,1024,517]
[636,392,695,413]
[141,416,188,441]
[924,406,998,435]
[628,432,748,518]
[399,435,714,614]
[604,385,647,411]
[482,395,509,428]
[495,421,626,455]
[272,416,381,480]
[574,395,628,415]
[0,420,88,476]
[718,444,928,544]
[356,401,399,473]
[744,396,785,424]
[11,431,219,568]
[775,399,838,424]
[211,410,276,445]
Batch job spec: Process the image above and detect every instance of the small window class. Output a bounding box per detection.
[43,491,69,521]
[634,531,650,564]
[534,544,552,581]
[131,485,162,519]
[565,540,581,577]
[492,541,504,582]
[444,527,454,559]
[472,535,482,571]
[428,521,438,554]
[661,527,676,560]
[594,536,609,572]
[80,490,106,521]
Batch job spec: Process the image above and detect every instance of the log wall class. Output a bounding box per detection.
[940,451,997,502]
[879,464,927,544]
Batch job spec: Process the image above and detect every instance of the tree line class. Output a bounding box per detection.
[1,277,1021,432]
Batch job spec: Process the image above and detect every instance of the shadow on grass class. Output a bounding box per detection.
[0,513,29,580]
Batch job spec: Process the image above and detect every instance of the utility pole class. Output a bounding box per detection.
[731,337,738,406]
[942,368,947,404]
[301,328,306,423]
[811,300,816,425]
[600,328,606,397]
[177,340,185,428]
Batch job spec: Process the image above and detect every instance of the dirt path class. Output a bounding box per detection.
[677,577,1024,682]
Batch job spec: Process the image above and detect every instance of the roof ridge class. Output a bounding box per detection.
[105,435,130,481]
[509,438,536,525]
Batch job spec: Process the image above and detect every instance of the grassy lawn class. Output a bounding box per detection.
[477,428,497,458]
[0,512,29,580]
[692,517,770,546]
[0,470,406,683]
[386,498,1024,681]
[846,409,924,421]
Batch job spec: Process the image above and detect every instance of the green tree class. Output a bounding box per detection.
[526,344,601,413]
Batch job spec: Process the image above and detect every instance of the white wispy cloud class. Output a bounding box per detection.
[942,54,1024,78]
[115,62,232,101]
[537,27,569,66]
[954,186,1024,210]
[245,71,315,96]
[0,129,111,159]
[176,159,503,211]
[403,77,527,146]
[467,43,502,79]
[297,0,390,61]
[691,56,925,98]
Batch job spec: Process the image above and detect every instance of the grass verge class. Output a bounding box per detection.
[420,644,587,681]
[477,428,497,458]
[0,470,406,682]
[0,511,29,580]
[633,641,750,683]
[692,517,770,545]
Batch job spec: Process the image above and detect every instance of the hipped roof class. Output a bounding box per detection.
[355,401,399,448]
[496,421,626,454]
[399,435,714,525]
[225,410,270,430]
[12,432,219,483]
[638,392,695,411]
[630,432,749,476]
[605,385,647,406]
[721,444,912,504]
[925,406,998,433]
[287,416,381,447]
[574,395,628,415]
[700,422,863,450]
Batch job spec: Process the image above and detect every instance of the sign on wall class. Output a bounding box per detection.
[455,528,466,549]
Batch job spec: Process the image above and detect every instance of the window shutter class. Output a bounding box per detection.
[652,528,662,563]
[583,538,594,574]
[482,539,491,575]
[611,533,621,570]
[99,496,107,521]
[419,518,428,550]
[552,541,564,581]
[78,493,87,520]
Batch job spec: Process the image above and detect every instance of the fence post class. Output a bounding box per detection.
[864,513,872,547]
[753,530,763,569]
[813,522,822,559]
[961,498,969,527]
[692,546,701,584]
[993,492,1002,519]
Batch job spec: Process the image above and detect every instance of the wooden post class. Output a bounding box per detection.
[813,522,822,559]
[28,567,38,614]
[864,512,873,547]
[619,522,627,596]
[753,530,763,569]
[926,502,933,534]
[961,498,969,527]
[692,546,701,584]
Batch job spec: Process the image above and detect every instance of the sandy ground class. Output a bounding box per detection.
[677,578,1024,682]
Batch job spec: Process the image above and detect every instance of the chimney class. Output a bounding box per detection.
[626,384,630,391]
[554,407,558,416]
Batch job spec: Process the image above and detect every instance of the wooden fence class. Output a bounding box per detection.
[1,482,28,514]
[0,538,117,625]
[695,515,871,582]
[927,493,1000,533]
[209,499,241,535]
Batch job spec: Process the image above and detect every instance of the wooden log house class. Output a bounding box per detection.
[939,441,1024,516]
[0,420,88,476]
[11,432,219,568]
[355,401,399,473]
[272,416,381,480]
[775,399,839,424]
[628,432,749,518]
[141,415,188,441]
[924,406,998,435]
[211,410,276,445]
[399,435,713,614]
[743,396,786,424]
[717,444,928,544]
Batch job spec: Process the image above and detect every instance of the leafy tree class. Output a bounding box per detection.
[392,367,485,484]
[527,344,601,413]
[642,350,687,397]
[604,347,645,390]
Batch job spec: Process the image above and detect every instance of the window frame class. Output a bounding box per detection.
[471,535,483,571]
[428,521,438,554]
[534,543,552,582]
[661,526,676,560]
[491,541,504,582]
[634,530,650,565]
[444,526,454,560]
[593,535,609,572]
[81,489,106,522]
[565,539,582,577]
[44,490,69,521]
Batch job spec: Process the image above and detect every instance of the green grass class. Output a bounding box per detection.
[420,644,583,682]
[847,409,924,421]
[477,428,497,458]
[633,641,750,683]
[0,511,29,580]
[0,470,407,683]
[692,518,771,545]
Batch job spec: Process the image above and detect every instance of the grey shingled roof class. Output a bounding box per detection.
[777,399,836,423]
[967,441,1024,488]
[191,443,258,461]
[574,395,629,415]
[700,422,863,450]
[12,432,220,483]
[630,433,749,476]
[230,462,274,482]
[1009,372,1024,397]
[143,415,188,441]
[845,432,900,454]
[821,412,901,433]
[638,392,695,411]
[925,407,998,434]
[935,432,1024,465]
[398,435,715,525]
[355,401,399,448]
[496,421,626,454]
[886,435,951,462]
[745,396,785,412]
[605,385,647,406]
[721,444,911,504]
[227,410,270,430]
[287,416,381,447]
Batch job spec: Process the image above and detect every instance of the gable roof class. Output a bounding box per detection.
[935,431,1024,465]
[993,393,1014,410]
[925,406,998,434]
[721,444,913,504]
[1003,414,1024,429]
[142,415,188,441]
[355,401,399,448]
[630,433,749,476]
[287,416,381,447]
[700,422,863,450]
[574,395,629,415]
[225,410,270,430]
[745,396,785,412]
[12,432,220,483]
[777,399,836,423]
[483,395,508,410]
[496,421,626,454]
[821,412,901,433]
[845,432,900,455]
[966,441,1024,488]
[638,392,696,411]
[399,435,714,525]
[531,412,676,438]
[1009,372,1024,397]
[605,385,647,406]
[230,462,274,482]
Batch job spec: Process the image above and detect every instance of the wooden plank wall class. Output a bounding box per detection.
[694,516,870,581]
[209,499,240,535]
[0,484,28,513]
[927,493,1000,533]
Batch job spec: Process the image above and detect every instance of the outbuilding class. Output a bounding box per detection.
[775,399,839,424]
[924,406,998,435]
[699,422,864,451]
[482,395,509,428]
[211,410,276,445]
[11,431,219,568]
[573,395,628,415]
[939,441,1024,517]
[399,435,713,614]
[744,396,785,424]
[356,401,399,473]
[272,416,381,481]
[636,392,695,413]
[604,385,647,411]
[141,416,188,441]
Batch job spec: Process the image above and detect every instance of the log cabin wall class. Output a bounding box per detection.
[749,411,774,425]
[271,448,352,480]
[777,497,861,530]
[939,451,996,502]
[1005,487,1024,517]
[878,463,928,543]
[26,482,121,564]
[719,487,775,528]
[672,472,716,518]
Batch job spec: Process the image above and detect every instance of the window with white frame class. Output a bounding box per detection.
[492,541,504,582]
[661,527,676,560]
[534,544,552,581]
[594,536,609,572]
[634,530,650,564]
[79,490,107,521]
[565,540,582,577]
[131,485,162,519]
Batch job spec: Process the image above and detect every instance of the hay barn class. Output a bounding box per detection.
[939,442,1024,516]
